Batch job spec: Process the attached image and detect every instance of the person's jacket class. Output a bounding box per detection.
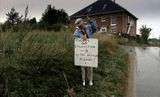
[74,20,97,38]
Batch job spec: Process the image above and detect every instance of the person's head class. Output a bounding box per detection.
[75,18,85,29]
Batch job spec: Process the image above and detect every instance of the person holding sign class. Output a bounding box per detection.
[74,16,97,86]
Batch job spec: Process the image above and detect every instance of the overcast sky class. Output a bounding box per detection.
[0,0,160,38]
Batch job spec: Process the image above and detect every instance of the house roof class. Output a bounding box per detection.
[70,0,138,19]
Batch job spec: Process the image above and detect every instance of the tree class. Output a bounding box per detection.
[28,17,37,30]
[139,25,152,44]
[6,8,23,25]
[28,17,37,25]
[39,4,69,30]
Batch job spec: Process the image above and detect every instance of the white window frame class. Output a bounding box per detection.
[111,15,117,33]
[101,17,106,22]
[111,15,116,26]
[111,25,116,33]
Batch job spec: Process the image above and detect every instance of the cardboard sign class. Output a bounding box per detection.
[74,38,98,67]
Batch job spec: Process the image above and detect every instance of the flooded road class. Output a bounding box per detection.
[135,47,160,97]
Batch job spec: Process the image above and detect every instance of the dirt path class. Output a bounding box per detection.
[123,47,136,97]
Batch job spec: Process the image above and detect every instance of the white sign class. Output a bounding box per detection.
[74,38,98,67]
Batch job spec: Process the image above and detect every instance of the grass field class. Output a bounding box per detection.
[0,30,128,97]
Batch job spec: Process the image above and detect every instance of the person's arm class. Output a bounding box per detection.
[87,15,97,33]
[74,29,87,40]
[74,29,81,38]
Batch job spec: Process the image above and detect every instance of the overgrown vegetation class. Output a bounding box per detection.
[0,3,129,96]
[0,30,128,97]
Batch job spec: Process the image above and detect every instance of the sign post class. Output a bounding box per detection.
[74,38,98,67]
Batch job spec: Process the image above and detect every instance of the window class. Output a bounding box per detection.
[101,17,106,22]
[100,27,107,32]
[111,15,116,33]
[111,15,116,25]
[128,16,130,23]
[111,25,116,33]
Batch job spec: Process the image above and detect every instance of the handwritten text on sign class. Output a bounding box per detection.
[74,39,98,67]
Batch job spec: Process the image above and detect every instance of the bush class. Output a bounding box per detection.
[140,25,152,44]
[95,33,118,54]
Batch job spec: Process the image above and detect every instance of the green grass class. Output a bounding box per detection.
[0,30,128,97]
[117,37,160,47]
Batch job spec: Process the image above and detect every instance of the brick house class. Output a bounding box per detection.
[69,0,138,36]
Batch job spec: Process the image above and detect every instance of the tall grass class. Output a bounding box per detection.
[0,30,128,97]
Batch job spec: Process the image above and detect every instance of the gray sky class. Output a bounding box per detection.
[0,0,160,38]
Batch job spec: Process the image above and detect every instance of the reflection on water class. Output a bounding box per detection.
[135,47,160,97]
